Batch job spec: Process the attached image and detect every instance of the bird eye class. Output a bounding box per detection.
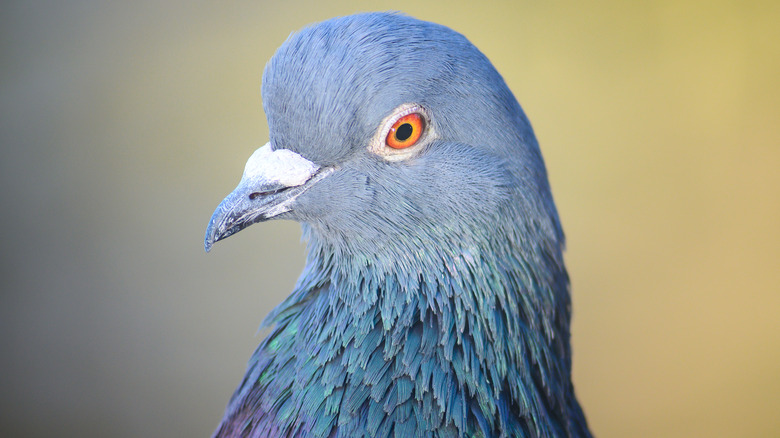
[385,113,424,149]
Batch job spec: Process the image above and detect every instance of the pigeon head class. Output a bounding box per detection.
[205,12,563,273]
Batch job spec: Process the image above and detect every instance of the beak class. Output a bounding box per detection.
[204,143,332,252]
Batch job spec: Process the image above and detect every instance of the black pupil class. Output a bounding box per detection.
[395,123,414,141]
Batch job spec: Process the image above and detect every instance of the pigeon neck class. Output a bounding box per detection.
[296,222,573,365]
[256,221,585,436]
[296,221,570,338]
[300,226,579,431]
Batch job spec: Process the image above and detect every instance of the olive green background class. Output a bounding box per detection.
[1,1,778,437]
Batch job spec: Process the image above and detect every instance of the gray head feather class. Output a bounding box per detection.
[260,12,562,264]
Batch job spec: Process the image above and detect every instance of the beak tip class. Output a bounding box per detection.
[204,220,219,253]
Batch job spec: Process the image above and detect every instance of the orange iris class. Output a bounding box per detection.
[386,113,424,149]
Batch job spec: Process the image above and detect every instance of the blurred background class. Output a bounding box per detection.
[1,1,778,437]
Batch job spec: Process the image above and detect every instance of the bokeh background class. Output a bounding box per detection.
[1,1,778,437]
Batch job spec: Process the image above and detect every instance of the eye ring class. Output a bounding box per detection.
[386,113,425,149]
[370,103,433,161]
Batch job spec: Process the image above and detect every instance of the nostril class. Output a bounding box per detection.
[248,188,285,201]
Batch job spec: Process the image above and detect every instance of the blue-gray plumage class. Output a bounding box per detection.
[205,12,590,438]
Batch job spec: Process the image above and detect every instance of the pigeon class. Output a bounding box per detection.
[205,12,591,438]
